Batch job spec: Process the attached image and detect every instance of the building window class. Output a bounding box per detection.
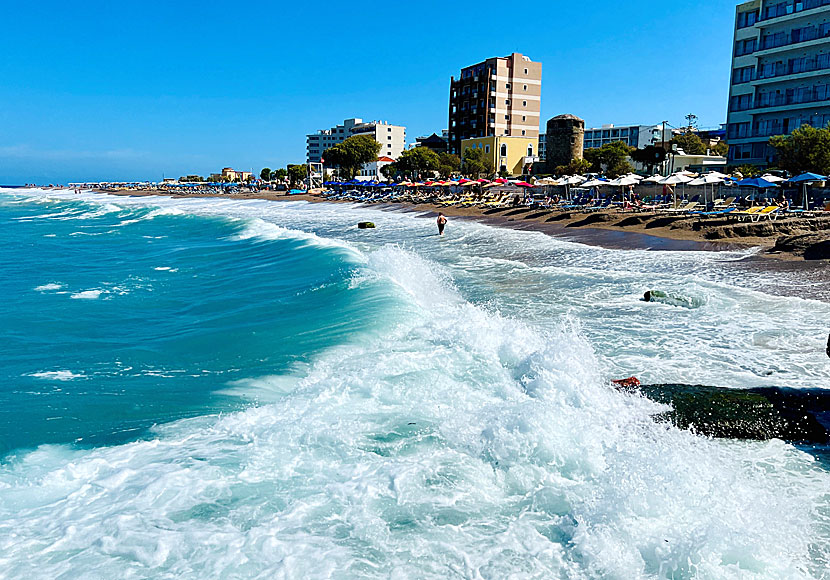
[506,83,511,89]
[738,9,758,28]
[524,68,528,74]
[522,130,526,136]
[500,144,507,156]
[523,84,527,90]
[485,145,490,153]
[505,99,510,105]
[505,115,510,120]
[527,145,533,156]
[522,115,526,121]
[388,127,392,132]
[522,100,527,107]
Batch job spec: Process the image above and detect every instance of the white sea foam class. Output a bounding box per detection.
[34,283,63,292]
[29,370,86,381]
[1,243,828,578]
[229,217,364,258]
[4,187,830,577]
[70,289,103,300]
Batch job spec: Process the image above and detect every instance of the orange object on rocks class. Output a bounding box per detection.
[612,376,641,388]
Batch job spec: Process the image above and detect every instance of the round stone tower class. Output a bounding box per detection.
[545,114,585,170]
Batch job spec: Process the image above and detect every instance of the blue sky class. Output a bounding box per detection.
[0,0,739,184]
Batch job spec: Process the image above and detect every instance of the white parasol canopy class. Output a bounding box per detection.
[661,173,694,185]
[562,175,587,185]
[760,173,786,183]
[608,175,641,186]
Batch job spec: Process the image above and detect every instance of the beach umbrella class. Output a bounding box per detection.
[660,173,693,207]
[515,181,535,187]
[760,174,786,183]
[608,175,640,186]
[607,175,640,205]
[787,172,826,209]
[643,174,664,183]
[560,175,586,200]
[477,178,491,183]
[580,178,608,187]
[689,173,726,207]
[493,178,509,184]
[735,177,779,203]
[735,177,779,188]
[788,172,827,183]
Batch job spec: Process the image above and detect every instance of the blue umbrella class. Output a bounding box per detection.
[736,177,779,204]
[788,173,826,209]
[735,177,779,188]
[787,172,827,183]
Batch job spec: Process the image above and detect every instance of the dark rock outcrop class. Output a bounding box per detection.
[772,233,830,260]
[620,383,830,443]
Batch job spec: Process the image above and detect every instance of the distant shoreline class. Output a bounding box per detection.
[92,187,811,255]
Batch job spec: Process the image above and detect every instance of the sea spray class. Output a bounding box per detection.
[1,188,829,577]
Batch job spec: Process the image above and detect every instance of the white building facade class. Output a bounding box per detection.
[582,124,671,150]
[727,0,830,167]
[306,118,406,165]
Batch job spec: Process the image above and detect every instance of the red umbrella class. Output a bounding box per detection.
[477,178,491,183]
[515,181,535,187]
[493,178,509,184]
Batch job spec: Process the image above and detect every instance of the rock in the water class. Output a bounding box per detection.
[357,222,375,229]
[622,383,830,443]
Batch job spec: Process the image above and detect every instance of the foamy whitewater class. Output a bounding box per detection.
[1,188,829,578]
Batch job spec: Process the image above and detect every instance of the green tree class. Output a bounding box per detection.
[272,168,287,181]
[461,147,494,177]
[712,141,729,157]
[437,153,461,178]
[733,164,761,177]
[395,147,440,179]
[260,167,272,181]
[769,123,830,175]
[671,133,706,155]
[630,146,667,175]
[380,162,398,180]
[323,135,382,178]
[553,158,592,176]
[584,141,634,177]
[287,164,308,186]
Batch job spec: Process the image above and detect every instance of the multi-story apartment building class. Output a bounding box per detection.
[582,124,671,150]
[727,0,830,167]
[447,53,542,156]
[306,118,406,164]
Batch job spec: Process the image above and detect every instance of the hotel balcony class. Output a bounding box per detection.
[754,25,830,56]
[759,0,830,23]
[751,54,830,85]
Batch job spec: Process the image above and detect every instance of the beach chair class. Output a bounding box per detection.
[713,197,736,209]
[750,206,780,222]
[730,206,765,221]
[691,207,737,218]
[664,200,698,213]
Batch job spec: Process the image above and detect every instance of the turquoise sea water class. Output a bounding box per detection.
[2,188,830,578]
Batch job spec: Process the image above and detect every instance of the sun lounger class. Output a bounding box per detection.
[691,207,737,218]
[730,206,774,221]
[750,206,780,221]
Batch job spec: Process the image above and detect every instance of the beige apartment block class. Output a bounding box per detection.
[448,53,542,156]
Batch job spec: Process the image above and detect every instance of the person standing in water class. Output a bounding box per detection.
[437,213,447,236]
